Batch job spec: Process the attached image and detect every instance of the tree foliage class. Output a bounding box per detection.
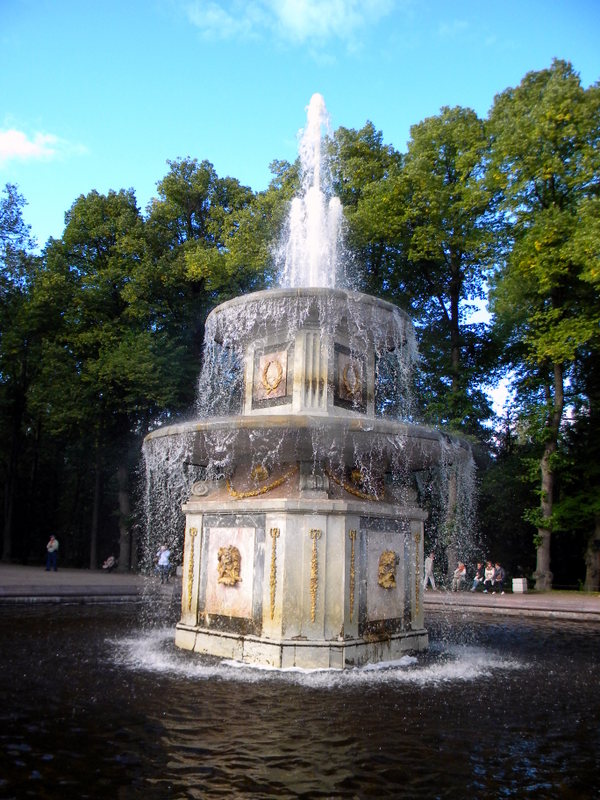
[488,59,600,589]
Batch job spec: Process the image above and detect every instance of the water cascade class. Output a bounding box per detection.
[278,93,343,289]
[143,94,473,669]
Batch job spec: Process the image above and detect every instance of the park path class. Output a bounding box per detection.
[1,563,599,621]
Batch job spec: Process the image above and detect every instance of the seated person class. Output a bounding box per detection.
[102,555,117,572]
[470,562,484,591]
[493,562,506,594]
[451,561,467,591]
[483,561,495,592]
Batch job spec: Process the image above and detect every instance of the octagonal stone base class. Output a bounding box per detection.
[177,490,428,670]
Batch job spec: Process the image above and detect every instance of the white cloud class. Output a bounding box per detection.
[0,128,86,167]
[185,1,259,39]
[270,0,394,43]
[184,0,395,44]
[437,19,469,39]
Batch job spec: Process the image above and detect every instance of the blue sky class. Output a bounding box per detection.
[1,0,599,250]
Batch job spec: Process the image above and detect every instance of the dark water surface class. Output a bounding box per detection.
[0,604,598,799]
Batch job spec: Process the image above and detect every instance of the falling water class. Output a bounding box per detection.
[278,93,344,289]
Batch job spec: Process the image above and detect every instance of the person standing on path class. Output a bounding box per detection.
[423,552,436,591]
[45,535,59,571]
[156,544,171,584]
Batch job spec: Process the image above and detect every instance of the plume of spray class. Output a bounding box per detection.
[279,93,344,289]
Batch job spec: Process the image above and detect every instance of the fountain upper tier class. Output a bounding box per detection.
[145,286,472,481]
[197,287,417,420]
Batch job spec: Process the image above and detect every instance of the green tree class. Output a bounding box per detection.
[551,353,600,590]
[329,122,402,292]
[41,188,186,568]
[143,158,272,379]
[0,184,40,561]
[488,60,600,590]
[338,110,498,435]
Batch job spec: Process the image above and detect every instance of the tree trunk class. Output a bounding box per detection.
[2,474,15,561]
[89,453,101,570]
[116,463,131,572]
[584,515,600,592]
[445,467,458,583]
[2,401,25,561]
[533,363,564,591]
[449,258,462,403]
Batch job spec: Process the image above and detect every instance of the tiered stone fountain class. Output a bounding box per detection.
[144,95,472,669]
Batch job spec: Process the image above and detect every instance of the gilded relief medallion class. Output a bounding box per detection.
[334,344,366,412]
[253,349,288,403]
[217,545,242,586]
[378,549,398,589]
[338,352,362,403]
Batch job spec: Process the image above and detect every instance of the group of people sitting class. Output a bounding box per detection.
[451,560,506,593]
[424,553,506,594]
[472,561,506,594]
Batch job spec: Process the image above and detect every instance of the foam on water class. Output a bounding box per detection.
[110,628,524,688]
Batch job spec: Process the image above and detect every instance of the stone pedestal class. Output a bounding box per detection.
[176,483,427,669]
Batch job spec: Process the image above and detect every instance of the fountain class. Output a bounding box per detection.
[143,94,473,669]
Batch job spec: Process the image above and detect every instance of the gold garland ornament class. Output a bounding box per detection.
[250,464,269,483]
[324,467,382,502]
[261,359,284,395]
[186,527,198,611]
[226,465,298,500]
[349,529,357,622]
[310,529,322,623]
[269,528,280,620]
[415,530,421,617]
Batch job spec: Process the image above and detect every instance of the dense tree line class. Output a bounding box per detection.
[1,60,598,589]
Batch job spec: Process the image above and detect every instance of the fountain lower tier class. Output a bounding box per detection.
[176,488,428,669]
[145,416,471,669]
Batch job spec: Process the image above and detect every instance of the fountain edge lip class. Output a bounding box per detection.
[143,413,473,451]
[207,286,413,323]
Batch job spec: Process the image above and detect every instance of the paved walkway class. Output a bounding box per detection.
[0,563,157,603]
[1,563,599,620]
[422,586,600,622]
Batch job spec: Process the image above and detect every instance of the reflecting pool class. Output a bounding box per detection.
[1,605,598,799]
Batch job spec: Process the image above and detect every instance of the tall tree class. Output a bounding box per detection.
[339,110,498,435]
[329,122,402,292]
[0,184,39,560]
[488,60,600,590]
[42,189,186,568]
[143,158,270,376]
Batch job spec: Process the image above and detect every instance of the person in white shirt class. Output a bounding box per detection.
[46,535,59,571]
[483,561,495,592]
[423,552,436,591]
[156,544,171,584]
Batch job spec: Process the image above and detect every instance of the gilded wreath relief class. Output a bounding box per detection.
[337,351,363,403]
[254,350,288,402]
[378,549,398,589]
[217,545,242,586]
